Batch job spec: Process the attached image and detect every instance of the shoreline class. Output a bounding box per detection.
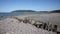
[0,13,60,34]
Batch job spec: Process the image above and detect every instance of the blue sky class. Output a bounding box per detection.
[0,0,60,12]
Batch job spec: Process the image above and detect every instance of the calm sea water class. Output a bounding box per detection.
[0,12,40,16]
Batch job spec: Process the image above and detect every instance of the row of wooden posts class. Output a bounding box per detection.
[14,17,57,32]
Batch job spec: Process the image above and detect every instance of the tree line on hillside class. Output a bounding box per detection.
[50,10,60,13]
[12,10,35,13]
[11,10,60,13]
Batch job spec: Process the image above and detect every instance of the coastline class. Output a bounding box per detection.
[0,13,60,34]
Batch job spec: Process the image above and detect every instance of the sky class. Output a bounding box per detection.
[0,0,60,12]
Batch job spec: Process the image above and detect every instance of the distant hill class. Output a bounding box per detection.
[38,11,49,13]
[12,10,36,13]
[11,10,60,13]
[11,10,49,13]
[50,10,60,13]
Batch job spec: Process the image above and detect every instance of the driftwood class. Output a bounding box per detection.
[14,17,58,32]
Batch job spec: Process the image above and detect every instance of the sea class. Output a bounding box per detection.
[0,12,42,16]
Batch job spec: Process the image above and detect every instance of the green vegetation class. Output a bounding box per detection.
[50,10,60,13]
[12,10,36,13]
[11,10,60,13]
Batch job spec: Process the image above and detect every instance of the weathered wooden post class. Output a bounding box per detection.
[52,25,57,32]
